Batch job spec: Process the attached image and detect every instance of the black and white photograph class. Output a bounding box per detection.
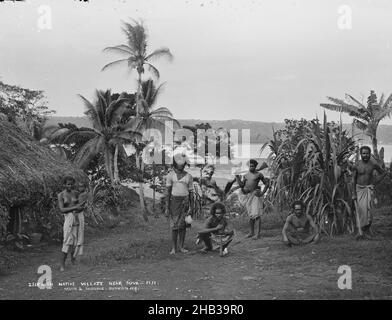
[0,0,392,304]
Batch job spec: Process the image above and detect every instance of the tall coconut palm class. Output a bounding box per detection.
[127,80,181,173]
[102,19,173,116]
[66,90,141,182]
[320,90,392,159]
[102,19,173,220]
[128,79,180,134]
[125,80,180,218]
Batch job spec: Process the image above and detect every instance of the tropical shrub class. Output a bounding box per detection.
[375,162,392,206]
[264,116,357,235]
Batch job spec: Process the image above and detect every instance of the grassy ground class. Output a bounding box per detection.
[0,206,391,300]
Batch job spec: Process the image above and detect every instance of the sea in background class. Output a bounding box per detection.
[188,143,392,189]
[128,143,392,199]
[235,143,392,162]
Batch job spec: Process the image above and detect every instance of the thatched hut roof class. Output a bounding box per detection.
[0,120,86,208]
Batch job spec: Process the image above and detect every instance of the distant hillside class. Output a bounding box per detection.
[46,116,392,144]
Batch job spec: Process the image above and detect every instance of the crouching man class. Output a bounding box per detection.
[197,202,234,256]
[282,200,319,246]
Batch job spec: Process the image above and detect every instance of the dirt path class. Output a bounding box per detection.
[1,211,392,300]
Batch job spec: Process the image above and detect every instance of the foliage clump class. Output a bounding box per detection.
[264,116,357,235]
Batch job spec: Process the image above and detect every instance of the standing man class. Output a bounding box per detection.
[165,156,194,254]
[236,159,270,239]
[352,146,389,237]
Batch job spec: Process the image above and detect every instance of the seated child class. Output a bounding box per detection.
[196,202,234,256]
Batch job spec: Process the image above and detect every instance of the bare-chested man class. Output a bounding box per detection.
[282,200,319,246]
[236,159,270,239]
[352,146,389,236]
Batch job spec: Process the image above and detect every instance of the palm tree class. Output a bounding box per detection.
[320,90,392,159]
[102,19,173,116]
[102,19,173,220]
[34,123,72,160]
[125,79,180,218]
[129,79,180,133]
[67,90,141,182]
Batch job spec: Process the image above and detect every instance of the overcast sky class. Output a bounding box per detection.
[1,0,392,124]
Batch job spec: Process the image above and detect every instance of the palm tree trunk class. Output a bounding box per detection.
[139,181,149,221]
[113,144,119,182]
[152,161,156,212]
[371,136,379,160]
[104,146,114,182]
[136,71,142,117]
[135,69,149,220]
[135,151,149,221]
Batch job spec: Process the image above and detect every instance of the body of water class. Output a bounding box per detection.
[189,143,392,187]
[233,143,392,162]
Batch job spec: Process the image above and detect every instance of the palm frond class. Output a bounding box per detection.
[345,94,366,109]
[123,117,140,132]
[47,127,71,143]
[378,93,385,107]
[101,58,129,71]
[320,102,359,116]
[375,106,392,122]
[114,131,142,142]
[145,47,174,62]
[122,19,148,55]
[353,119,368,131]
[96,90,110,128]
[79,94,104,132]
[105,97,130,127]
[63,130,98,144]
[73,136,102,169]
[40,125,61,140]
[145,62,160,78]
[381,93,392,110]
[150,83,165,107]
[141,79,165,108]
[150,107,173,117]
[103,45,132,56]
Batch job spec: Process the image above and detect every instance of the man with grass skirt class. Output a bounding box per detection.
[352,146,389,237]
[282,200,319,246]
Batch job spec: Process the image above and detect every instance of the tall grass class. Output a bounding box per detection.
[263,115,357,236]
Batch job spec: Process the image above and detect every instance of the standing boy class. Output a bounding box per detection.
[236,159,269,239]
